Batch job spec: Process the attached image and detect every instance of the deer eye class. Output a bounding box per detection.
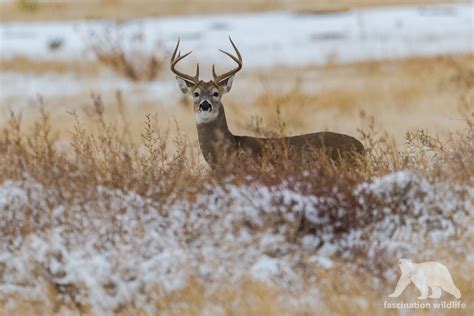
[213,92,219,97]
[194,92,199,97]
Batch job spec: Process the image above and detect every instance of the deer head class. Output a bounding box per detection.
[170,37,242,124]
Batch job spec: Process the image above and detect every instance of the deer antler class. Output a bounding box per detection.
[213,37,242,84]
[170,38,200,85]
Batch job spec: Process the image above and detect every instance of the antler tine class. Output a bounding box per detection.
[213,37,243,83]
[227,36,242,60]
[170,38,200,84]
[171,38,183,63]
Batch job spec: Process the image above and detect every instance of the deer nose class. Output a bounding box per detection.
[199,100,212,112]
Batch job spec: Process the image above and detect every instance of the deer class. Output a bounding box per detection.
[170,37,364,171]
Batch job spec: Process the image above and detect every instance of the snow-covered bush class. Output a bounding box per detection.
[0,109,472,315]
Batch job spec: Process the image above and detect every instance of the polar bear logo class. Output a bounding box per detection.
[388,259,461,300]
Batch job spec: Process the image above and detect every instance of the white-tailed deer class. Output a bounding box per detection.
[171,37,364,169]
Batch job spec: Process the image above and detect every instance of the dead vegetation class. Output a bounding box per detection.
[2,54,472,147]
[88,27,164,82]
[0,91,473,314]
[0,0,460,22]
[1,28,473,315]
[0,56,101,76]
[228,54,474,144]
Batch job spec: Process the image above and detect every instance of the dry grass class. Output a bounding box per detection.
[0,30,164,81]
[0,102,472,314]
[0,56,101,75]
[88,28,165,82]
[3,272,474,316]
[1,45,473,315]
[2,54,472,151]
[221,54,474,144]
[0,0,461,22]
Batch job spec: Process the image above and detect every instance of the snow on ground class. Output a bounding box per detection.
[0,3,472,114]
[0,171,473,313]
[1,4,473,314]
[0,70,176,101]
[1,3,472,67]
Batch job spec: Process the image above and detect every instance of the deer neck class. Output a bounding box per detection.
[196,105,236,167]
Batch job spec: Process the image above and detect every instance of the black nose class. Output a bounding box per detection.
[199,101,212,111]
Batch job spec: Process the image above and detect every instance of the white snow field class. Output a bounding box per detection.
[0,3,472,115]
[1,3,473,66]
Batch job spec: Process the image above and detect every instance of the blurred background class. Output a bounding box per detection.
[0,2,473,315]
[0,0,473,147]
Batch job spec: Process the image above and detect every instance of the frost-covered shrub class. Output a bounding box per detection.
[0,110,472,314]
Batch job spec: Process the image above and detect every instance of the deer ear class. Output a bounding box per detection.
[176,77,194,94]
[219,75,234,94]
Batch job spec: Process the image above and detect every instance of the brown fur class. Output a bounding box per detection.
[196,103,364,169]
[171,39,364,171]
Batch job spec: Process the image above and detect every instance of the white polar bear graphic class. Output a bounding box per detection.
[388,259,461,300]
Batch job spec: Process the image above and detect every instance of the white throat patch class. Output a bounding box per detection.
[196,110,219,124]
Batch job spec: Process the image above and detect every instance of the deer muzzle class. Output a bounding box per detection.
[199,100,212,112]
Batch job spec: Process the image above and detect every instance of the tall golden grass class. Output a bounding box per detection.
[1,33,473,313]
[0,88,473,314]
[2,54,472,149]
